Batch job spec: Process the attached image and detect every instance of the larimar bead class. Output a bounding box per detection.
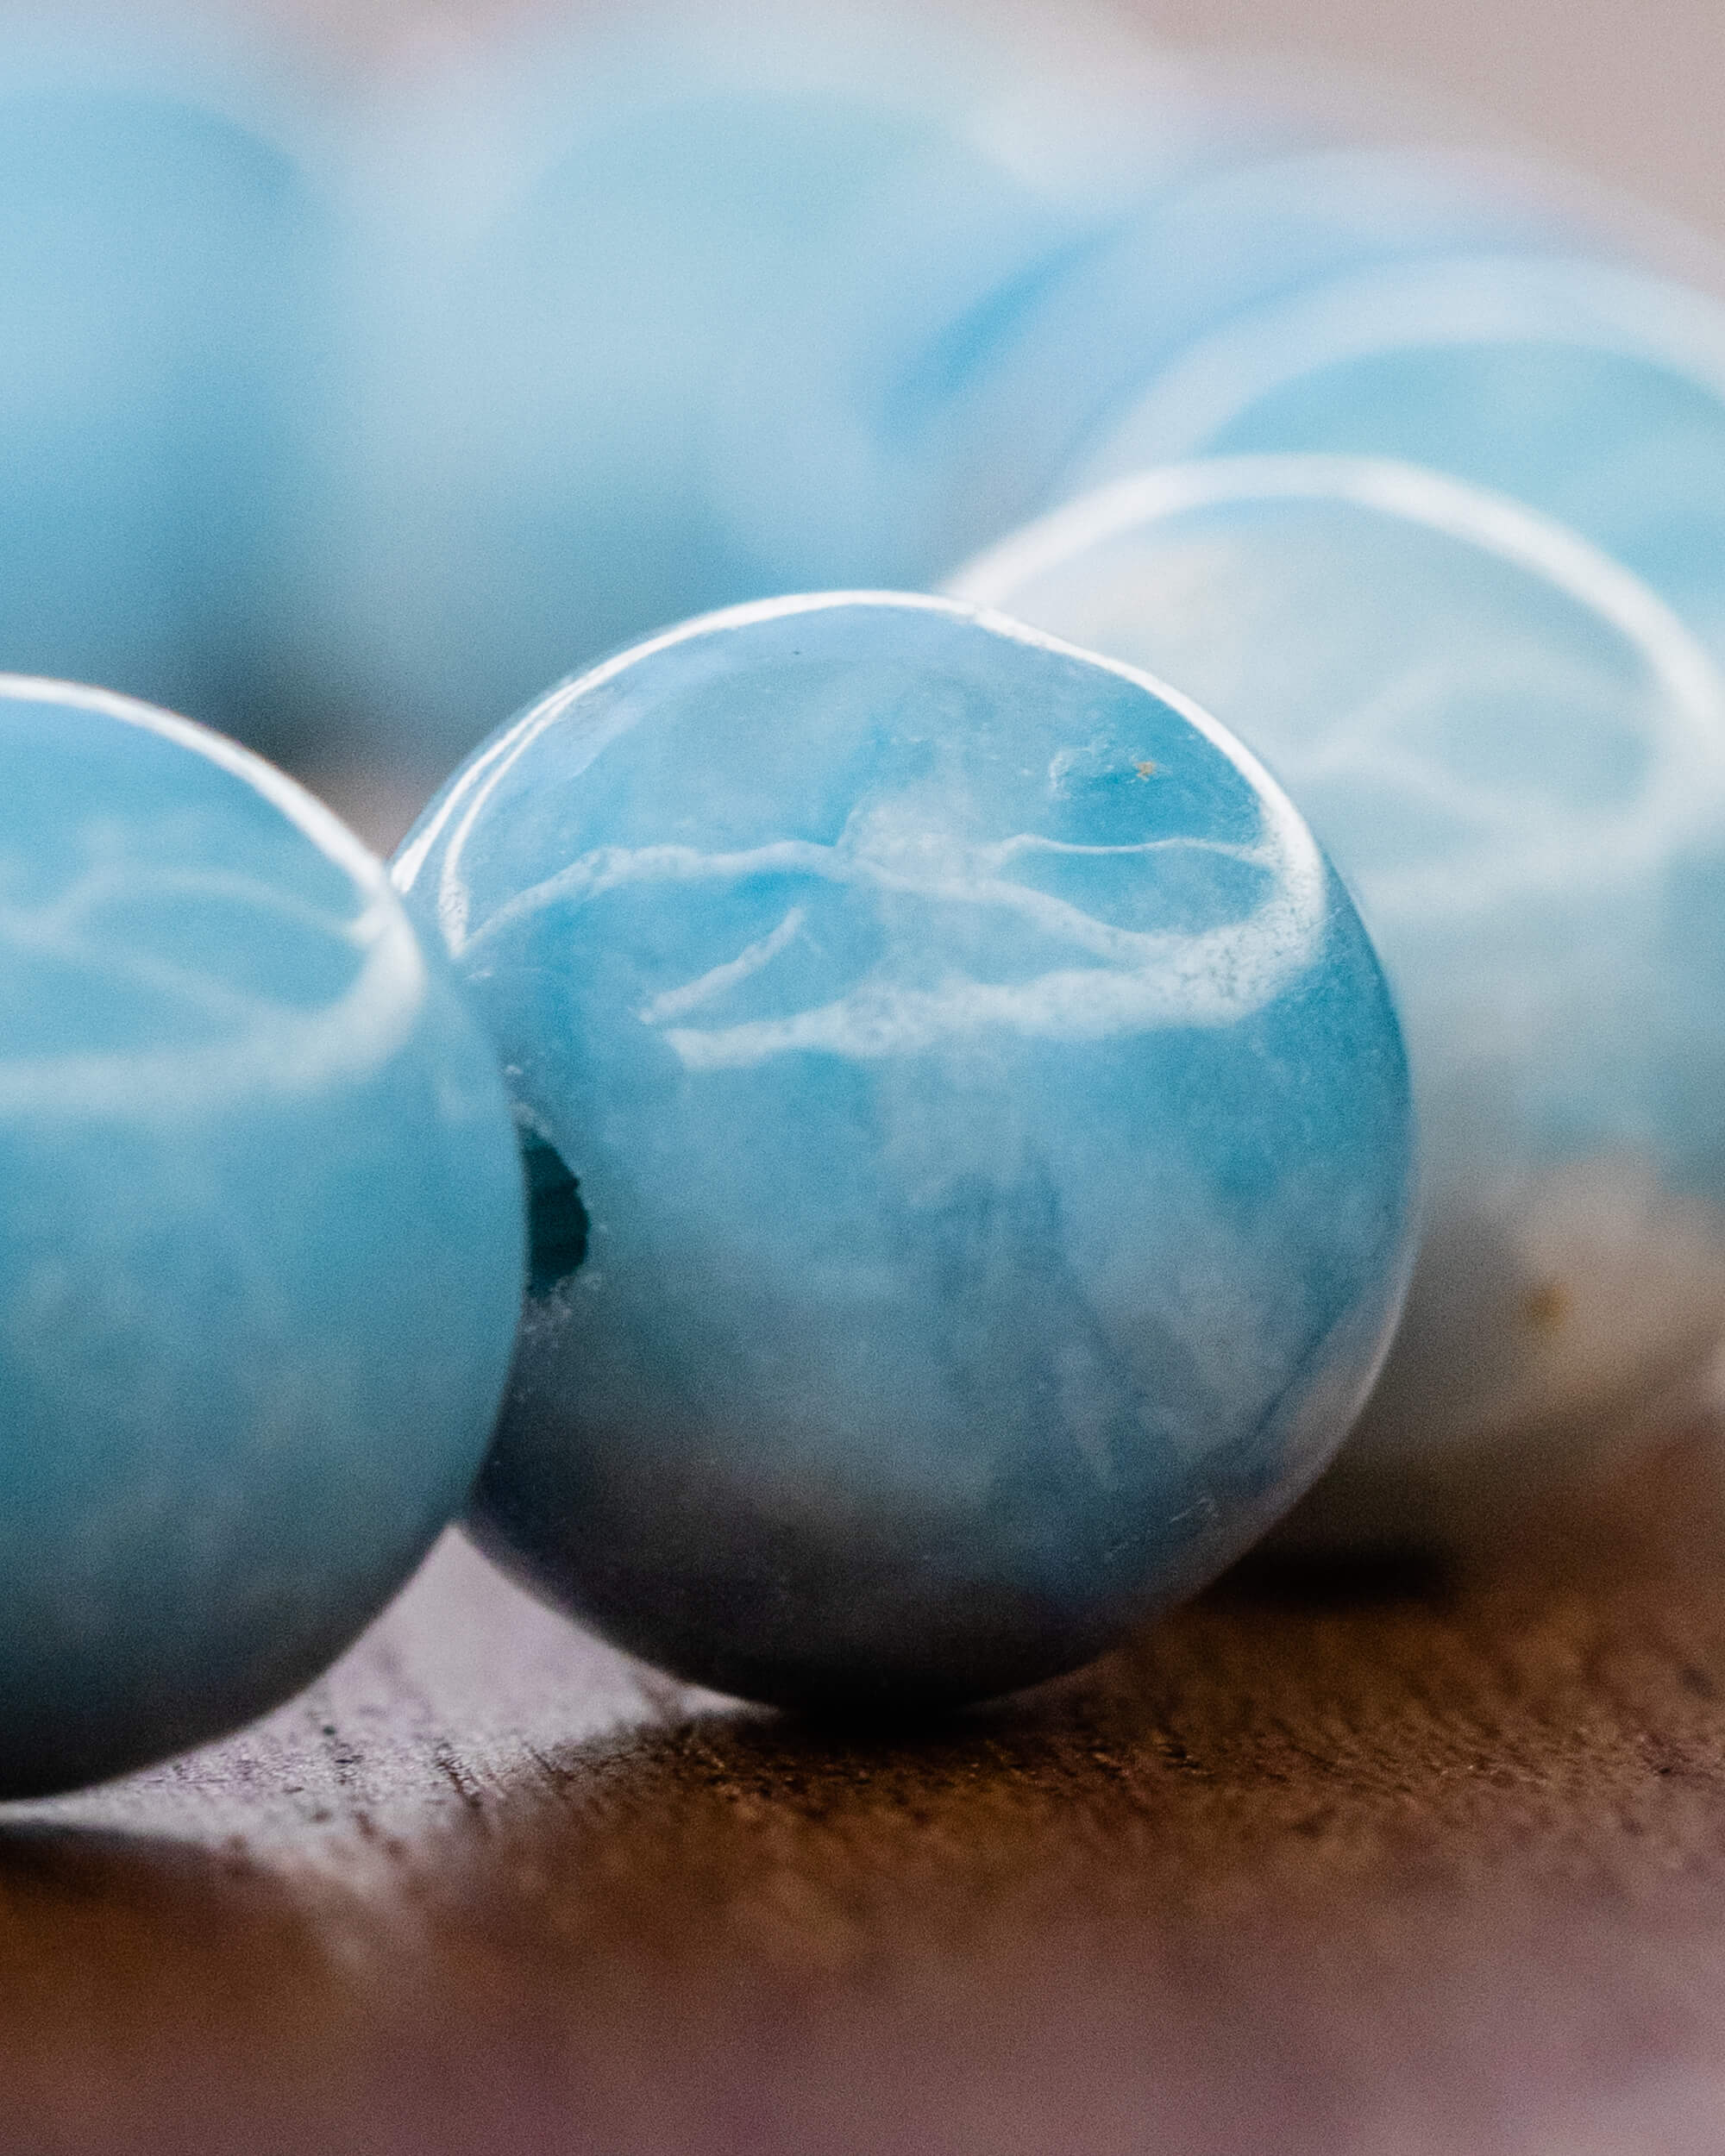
[912,144,1596,572]
[318,26,1323,770]
[0,681,524,1796]
[1064,254,1725,674]
[323,72,1607,777]
[0,50,331,764]
[394,593,1414,1708]
[954,456,1725,1532]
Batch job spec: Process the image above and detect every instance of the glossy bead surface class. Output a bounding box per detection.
[1065,255,1725,675]
[0,682,524,1797]
[955,457,1725,1530]
[394,593,1414,1708]
[0,53,331,763]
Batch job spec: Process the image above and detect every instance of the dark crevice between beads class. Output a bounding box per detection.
[521,1132,589,1294]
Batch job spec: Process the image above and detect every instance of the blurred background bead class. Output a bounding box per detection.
[393,592,1414,1708]
[0,27,335,767]
[1064,254,1725,680]
[310,1,1651,787]
[894,141,1605,582]
[955,455,1725,1535]
[307,11,1335,779]
[0,679,524,1796]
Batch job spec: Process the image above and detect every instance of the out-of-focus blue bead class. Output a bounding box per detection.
[322,61,1603,778]
[955,456,1725,1531]
[1065,255,1725,675]
[913,144,1597,567]
[393,592,1414,1708]
[319,24,1363,770]
[0,52,331,764]
[0,680,524,1797]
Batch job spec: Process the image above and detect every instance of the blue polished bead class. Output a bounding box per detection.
[1064,255,1725,674]
[319,33,1307,771]
[954,457,1725,1531]
[393,593,1414,1708]
[0,681,524,1797]
[0,51,331,763]
[913,144,1594,565]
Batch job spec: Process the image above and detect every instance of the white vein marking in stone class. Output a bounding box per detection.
[639,906,808,1025]
[401,593,961,955]
[464,829,1270,965]
[0,674,430,1119]
[662,814,1323,1067]
[411,593,1329,1065]
[470,818,1320,1068]
[0,862,426,1121]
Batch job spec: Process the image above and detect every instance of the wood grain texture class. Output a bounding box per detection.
[8,1424,1725,2155]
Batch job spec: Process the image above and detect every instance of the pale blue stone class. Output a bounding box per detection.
[916,146,1592,561]
[0,683,524,1797]
[394,593,1414,1708]
[317,38,1334,770]
[0,55,332,763]
[954,456,1725,1529]
[1066,255,1725,676]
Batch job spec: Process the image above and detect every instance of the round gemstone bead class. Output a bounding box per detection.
[321,10,1622,777]
[0,681,524,1796]
[954,456,1725,1532]
[1063,254,1725,676]
[906,144,1594,570]
[320,64,1195,772]
[325,34,1502,769]
[393,593,1414,1709]
[0,53,332,764]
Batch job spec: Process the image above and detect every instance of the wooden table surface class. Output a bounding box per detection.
[8,1422,1725,2155]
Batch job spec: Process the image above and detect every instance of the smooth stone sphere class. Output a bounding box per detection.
[1065,255,1725,676]
[705,141,1578,599]
[910,144,1595,574]
[393,593,1414,1710]
[954,457,1725,1533]
[0,57,332,763]
[0,682,524,1798]
[318,31,1314,771]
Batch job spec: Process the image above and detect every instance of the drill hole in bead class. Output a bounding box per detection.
[521,1132,589,1293]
